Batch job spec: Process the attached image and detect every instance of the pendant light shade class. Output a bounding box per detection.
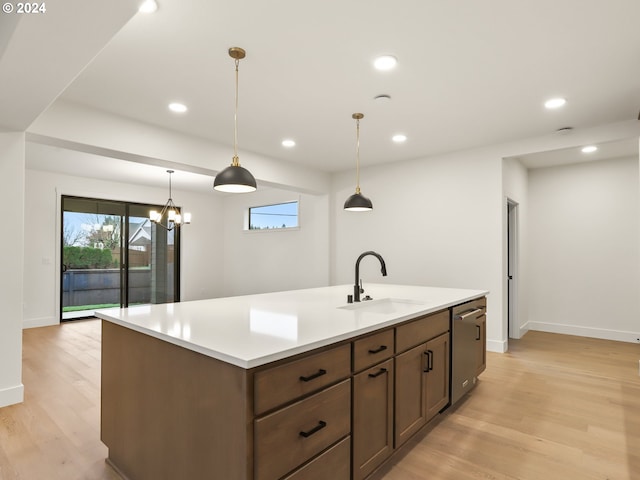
[213,159,257,193]
[213,47,257,193]
[344,191,373,211]
[344,113,373,211]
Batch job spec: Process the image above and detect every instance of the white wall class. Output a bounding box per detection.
[0,133,25,407]
[502,158,529,339]
[221,189,330,296]
[331,149,506,352]
[527,156,640,342]
[23,169,224,328]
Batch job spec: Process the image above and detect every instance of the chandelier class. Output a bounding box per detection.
[150,170,191,231]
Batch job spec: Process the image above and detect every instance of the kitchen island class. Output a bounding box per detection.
[97,284,488,480]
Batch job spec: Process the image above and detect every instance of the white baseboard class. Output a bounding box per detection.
[0,384,24,407]
[518,321,530,339]
[529,321,639,344]
[23,316,58,329]
[487,339,508,353]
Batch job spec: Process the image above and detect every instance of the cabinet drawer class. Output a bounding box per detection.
[254,379,351,480]
[353,329,394,372]
[282,436,351,480]
[254,344,351,415]
[396,309,449,353]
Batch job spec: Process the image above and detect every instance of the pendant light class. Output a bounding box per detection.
[150,170,192,231]
[213,47,257,193]
[344,113,373,211]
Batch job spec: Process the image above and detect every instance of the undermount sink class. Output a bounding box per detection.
[338,297,426,314]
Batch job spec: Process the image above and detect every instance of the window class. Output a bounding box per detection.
[248,201,299,230]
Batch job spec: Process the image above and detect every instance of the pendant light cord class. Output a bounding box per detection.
[355,117,361,194]
[232,58,240,166]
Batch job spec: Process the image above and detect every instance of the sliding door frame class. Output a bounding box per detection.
[60,195,181,321]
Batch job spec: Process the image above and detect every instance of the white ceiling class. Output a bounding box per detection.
[48,0,640,177]
[514,137,639,169]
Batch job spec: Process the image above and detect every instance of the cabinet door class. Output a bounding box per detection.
[353,358,394,480]
[425,332,450,421]
[394,343,427,448]
[475,314,486,376]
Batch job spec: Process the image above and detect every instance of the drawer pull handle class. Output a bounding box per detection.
[299,369,327,382]
[368,345,388,354]
[368,368,388,378]
[299,420,327,438]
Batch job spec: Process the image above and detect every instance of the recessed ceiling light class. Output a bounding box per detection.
[373,55,398,71]
[138,0,158,13]
[581,145,598,153]
[392,134,407,143]
[374,94,391,103]
[544,97,567,109]
[168,102,187,113]
[282,139,296,148]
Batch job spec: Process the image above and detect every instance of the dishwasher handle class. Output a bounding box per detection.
[455,307,484,321]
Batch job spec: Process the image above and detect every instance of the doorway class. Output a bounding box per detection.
[506,199,518,339]
[61,196,180,320]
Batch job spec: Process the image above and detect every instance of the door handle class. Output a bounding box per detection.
[423,350,433,372]
[476,324,481,341]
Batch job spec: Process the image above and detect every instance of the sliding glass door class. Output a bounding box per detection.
[128,204,178,306]
[61,196,180,320]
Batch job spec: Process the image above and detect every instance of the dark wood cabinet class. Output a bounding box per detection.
[425,332,450,420]
[102,297,486,480]
[395,313,451,449]
[395,342,428,447]
[352,358,394,480]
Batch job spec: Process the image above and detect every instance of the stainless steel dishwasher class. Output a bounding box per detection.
[451,298,487,404]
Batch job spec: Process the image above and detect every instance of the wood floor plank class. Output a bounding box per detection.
[378,331,640,480]
[0,321,638,479]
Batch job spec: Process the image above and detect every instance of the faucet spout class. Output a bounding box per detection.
[354,251,387,302]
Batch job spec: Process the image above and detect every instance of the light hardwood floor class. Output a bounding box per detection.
[0,320,638,480]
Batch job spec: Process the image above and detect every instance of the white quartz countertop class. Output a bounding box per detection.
[96,284,488,369]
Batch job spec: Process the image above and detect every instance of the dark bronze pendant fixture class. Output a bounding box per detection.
[344,113,373,211]
[213,47,257,193]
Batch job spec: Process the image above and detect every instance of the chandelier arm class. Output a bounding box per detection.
[152,220,175,232]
